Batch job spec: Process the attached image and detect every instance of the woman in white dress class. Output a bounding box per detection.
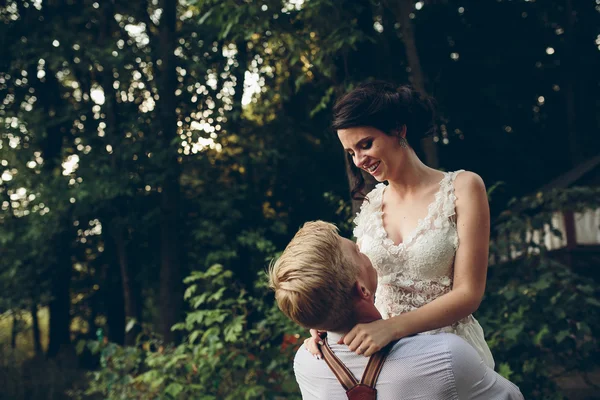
[307,81,495,368]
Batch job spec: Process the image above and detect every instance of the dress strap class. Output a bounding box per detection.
[440,169,465,221]
[448,169,465,183]
[353,183,386,241]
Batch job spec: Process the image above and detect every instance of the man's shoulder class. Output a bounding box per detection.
[293,345,331,377]
[293,345,311,366]
[386,333,459,360]
[294,334,462,366]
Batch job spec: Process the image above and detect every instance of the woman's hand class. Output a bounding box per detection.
[303,329,324,359]
[340,319,396,357]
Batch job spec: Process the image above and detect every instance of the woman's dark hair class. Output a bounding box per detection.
[331,81,438,200]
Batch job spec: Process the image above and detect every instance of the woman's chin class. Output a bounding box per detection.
[364,166,386,182]
[372,169,386,182]
[371,173,386,183]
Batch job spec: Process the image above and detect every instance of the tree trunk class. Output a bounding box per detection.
[157,0,183,343]
[113,225,141,345]
[31,304,42,356]
[41,70,73,359]
[94,0,144,345]
[11,312,18,349]
[158,170,183,343]
[87,293,99,340]
[47,251,72,358]
[44,169,73,358]
[564,0,580,166]
[101,236,126,345]
[388,0,439,168]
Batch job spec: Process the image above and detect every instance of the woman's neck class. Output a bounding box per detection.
[386,151,439,197]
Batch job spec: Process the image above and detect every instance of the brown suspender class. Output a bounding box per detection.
[318,335,392,400]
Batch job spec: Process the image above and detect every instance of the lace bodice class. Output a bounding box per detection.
[354,170,495,368]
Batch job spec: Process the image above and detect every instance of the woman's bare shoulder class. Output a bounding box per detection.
[454,170,486,196]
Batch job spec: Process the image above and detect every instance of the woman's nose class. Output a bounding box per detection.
[355,152,367,168]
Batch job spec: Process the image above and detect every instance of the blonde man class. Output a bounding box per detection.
[269,221,523,400]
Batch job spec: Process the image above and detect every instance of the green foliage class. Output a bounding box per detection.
[78,264,303,399]
[481,257,599,399]
[480,186,600,399]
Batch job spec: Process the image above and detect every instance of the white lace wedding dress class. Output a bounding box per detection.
[354,170,495,369]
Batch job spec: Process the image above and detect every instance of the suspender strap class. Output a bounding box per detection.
[319,336,393,393]
[321,338,358,390]
[360,346,389,387]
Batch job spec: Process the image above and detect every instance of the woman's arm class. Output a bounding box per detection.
[342,171,490,356]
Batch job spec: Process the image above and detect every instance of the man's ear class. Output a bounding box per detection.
[353,280,371,300]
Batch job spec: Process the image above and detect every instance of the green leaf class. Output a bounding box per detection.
[201,326,221,343]
[504,323,524,341]
[502,288,517,300]
[88,341,101,354]
[531,278,551,291]
[576,321,591,335]
[165,382,184,398]
[75,339,87,355]
[172,322,186,331]
[184,284,197,300]
[135,370,160,384]
[208,286,226,302]
[165,354,188,369]
[224,316,244,342]
[533,325,549,346]
[199,8,213,25]
[497,363,513,380]
[244,385,265,399]
[585,297,600,307]
[221,22,233,39]
[125,318,137,332]
[193,293,209,308]
[189,330,201,344]
[555,330,570,344]
[232,354,247,368]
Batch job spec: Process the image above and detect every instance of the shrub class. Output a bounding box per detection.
[480,186,600,399]
[78,264,304,399]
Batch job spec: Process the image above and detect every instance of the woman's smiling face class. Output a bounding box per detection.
[337,126,405,182]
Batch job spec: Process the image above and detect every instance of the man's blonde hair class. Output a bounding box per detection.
[268,221,359,332]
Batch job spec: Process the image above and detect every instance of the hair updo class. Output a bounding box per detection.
[331,81,438,200]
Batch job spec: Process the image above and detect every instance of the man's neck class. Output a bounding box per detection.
[328,310,382,343]
[354,301,383,327]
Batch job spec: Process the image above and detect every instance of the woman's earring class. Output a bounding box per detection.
[398,137,408,148]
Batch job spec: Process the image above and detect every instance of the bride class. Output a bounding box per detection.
[306,81,495,368]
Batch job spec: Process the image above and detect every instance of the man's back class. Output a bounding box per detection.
[294,333,522,400]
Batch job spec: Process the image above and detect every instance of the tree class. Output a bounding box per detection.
[386,0,439,168]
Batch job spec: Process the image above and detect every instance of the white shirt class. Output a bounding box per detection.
[294,333,523,400]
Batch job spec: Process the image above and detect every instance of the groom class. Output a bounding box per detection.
[268,221,523,399]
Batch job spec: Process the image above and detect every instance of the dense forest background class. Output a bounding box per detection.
[0,0,599,399]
